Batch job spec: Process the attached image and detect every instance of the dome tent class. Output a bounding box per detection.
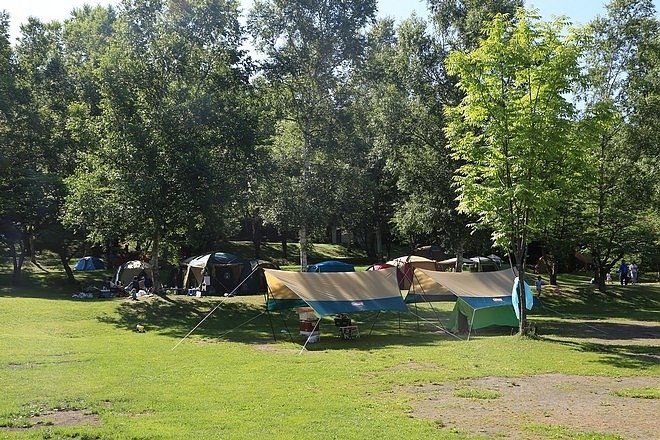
[114,260,153,285]
[73,256,105,271]
[181,252,278,295]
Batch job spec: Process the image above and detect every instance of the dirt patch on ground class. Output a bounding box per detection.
[3,409,101,431]
[405,374,659,439]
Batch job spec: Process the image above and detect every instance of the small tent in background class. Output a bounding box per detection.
[306,260,355,272]
[463,256,500,272]
[366,262,407,289]
[386,255,438,289]
[73,256,105,271]
[114,260,153,285]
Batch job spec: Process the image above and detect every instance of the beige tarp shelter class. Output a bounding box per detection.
[414,268,514,297]
[263,268,407,316]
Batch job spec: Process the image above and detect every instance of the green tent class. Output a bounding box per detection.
[448,296,519,334]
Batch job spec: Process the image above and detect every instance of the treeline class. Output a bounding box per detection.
[0,0,658,292]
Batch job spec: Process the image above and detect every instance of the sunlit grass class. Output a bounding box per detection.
[0,259,658,439]
[612,388,660,399]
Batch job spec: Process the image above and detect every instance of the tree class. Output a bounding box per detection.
[428,0,523,50]
[248,0,377,270]
[63,0,256,289]
[445,9,581,333]
[578,0,660,291]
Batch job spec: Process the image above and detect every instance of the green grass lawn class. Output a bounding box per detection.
[0,263,658,439]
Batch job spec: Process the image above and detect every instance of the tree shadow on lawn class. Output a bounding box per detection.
[541,337,660,370]
[0,270,114,300]
[535,283,660,322]
[534,316,660,371]
[536,318,660,343]
[97,295,462,350]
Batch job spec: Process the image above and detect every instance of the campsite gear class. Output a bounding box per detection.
[334,314,351,327]
[73,256,105,271]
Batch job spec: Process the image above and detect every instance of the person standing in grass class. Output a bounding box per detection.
[535,276,543,297]
[630,262,638,284]
[618,260,629,285]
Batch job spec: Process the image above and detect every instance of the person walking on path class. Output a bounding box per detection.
[535,276,543,297]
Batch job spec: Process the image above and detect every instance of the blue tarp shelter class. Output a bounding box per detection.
[73,256,105,271]
[306,260,355,272]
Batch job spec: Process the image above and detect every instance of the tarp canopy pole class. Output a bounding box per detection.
[264,287,277,341]
[368,311,381,336]
[410,269,449,331]
[467,308,477,341]
[172,264,262,350]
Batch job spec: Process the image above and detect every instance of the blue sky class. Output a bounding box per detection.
[2,0,658,43]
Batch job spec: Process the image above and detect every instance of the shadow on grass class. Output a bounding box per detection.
[535,319,660,342]
[540,337,660,370]
[534,282,660,322]
[97,294,462,350]
[0,270,112,300]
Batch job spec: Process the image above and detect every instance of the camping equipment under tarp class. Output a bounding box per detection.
[386,255,438,290]
[264,267,407,316]
[114,260,153,285]
[181,252,274,295]
[306,260,355,272]
[73,256,105,271]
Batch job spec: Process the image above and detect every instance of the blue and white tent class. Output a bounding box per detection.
[73,256,105,271]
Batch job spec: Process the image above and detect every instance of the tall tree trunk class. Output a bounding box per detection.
[331,225,337,244]
[252,216,261,259]
[375,224,383,262]
[300,225,308,271]
[300,131,310,272]
[60,252,76,284]
[455,244,464,272]
[281,237,288,259]
[151,231,161,293]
